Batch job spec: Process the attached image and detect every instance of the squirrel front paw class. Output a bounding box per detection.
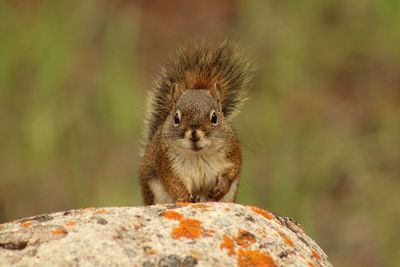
[176,195,200,203]
[190,195,201,203]
[208,176,230,201]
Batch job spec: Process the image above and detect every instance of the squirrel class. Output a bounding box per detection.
[139,40,254,205]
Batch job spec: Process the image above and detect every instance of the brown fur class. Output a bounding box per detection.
[208,135,241,201]
[139,41,253,205]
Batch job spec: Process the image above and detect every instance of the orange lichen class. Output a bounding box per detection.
[0,225,4,230]
[85,207,96,210]
[237,249,276,267]
[147,249,157,255]
[96,209,108,214]
[278,231,294,247]
[192,203,209,211]
[256,230,266,238]
[310,249,321,261]
[192,203,208,209]
[65,221,76,226]
[220,235,236,256]
[204,229,216,237]
[171,218,202,239]
[221,230,259,257]
[235,230,256,248]
[175,202,190,206]
[224,208,231,211]
[52,229,67,235]
[163,210,184,220]
[21,222,32,227]
[251,207,273,220]
[308,261,315,267]
[164,210,203,239]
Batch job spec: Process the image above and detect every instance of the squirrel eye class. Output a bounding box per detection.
[210,110,218,125]
[174,111,181,126]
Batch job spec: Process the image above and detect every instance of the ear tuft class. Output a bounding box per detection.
[172,83,184,102]
[211,83,223,110]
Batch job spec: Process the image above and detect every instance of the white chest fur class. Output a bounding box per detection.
[168,149,233,195]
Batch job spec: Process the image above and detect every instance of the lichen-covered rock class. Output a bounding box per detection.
[0,203,332,266]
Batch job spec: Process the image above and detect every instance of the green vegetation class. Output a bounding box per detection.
[0,1,399,266]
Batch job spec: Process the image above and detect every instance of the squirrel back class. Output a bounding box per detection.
[143,40,254,143]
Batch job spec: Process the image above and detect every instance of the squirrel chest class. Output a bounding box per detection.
[168,149,233,196]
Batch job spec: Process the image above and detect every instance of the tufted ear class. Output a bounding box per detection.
[172,83,184,103]
[211,83,223,111]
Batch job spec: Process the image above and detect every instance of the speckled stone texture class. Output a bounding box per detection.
[0,203,332,267]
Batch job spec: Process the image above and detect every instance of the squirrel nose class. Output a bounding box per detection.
[190,130,200,142]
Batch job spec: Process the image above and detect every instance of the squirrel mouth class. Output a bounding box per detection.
[191,144,202,152]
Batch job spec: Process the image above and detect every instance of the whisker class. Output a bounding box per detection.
[161,134,182,140]
[208,135,230,139]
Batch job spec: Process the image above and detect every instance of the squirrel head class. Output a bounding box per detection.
[164,84,229,153]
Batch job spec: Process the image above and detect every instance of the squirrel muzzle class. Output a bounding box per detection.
[185,128,205,151]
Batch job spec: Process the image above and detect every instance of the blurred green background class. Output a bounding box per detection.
[1,0,399,266]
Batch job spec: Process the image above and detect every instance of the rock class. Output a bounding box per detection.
[0,203,332,266]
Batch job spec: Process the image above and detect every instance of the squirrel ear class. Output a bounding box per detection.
[211,83,223,111]
[172,82,184,102]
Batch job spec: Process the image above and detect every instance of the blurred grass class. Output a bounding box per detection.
[0,0,399,266]
[0,0,143,218]
[236,1,400,266]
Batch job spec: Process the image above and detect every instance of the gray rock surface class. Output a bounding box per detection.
[0,203,332,266]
